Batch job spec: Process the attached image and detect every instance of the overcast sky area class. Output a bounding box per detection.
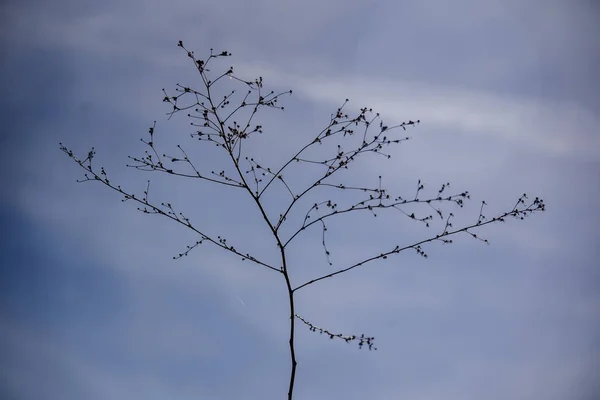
[1,0,599,399]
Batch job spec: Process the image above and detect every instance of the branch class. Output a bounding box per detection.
[293,194,545,292]
[127,122,245,188]
[295,313,376,350]
[272,111,417,231]
[59,144,280,274]
[284,181,469,249]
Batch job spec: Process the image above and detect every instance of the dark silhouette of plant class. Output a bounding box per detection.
[60,41,546,400]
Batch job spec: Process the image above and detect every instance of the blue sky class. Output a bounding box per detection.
[1,0,599,399]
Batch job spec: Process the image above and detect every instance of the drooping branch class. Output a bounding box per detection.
[295,314,376,350]
[59,144,281,273]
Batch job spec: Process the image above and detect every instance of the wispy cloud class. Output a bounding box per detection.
[236,64,600,161]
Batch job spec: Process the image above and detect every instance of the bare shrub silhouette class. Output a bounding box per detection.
[60,41,545,399]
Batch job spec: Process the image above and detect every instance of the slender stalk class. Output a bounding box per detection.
[280,249,297,400]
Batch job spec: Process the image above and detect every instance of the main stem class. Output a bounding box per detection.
[229,155,298,398]
[216,96,298,397]
[281,249,297,400]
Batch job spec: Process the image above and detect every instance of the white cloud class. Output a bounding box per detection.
[235,64,600,161]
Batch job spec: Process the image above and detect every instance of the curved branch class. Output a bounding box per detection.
[284,190,470,248]
[293,195,545,292]
[59,144,280,274]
